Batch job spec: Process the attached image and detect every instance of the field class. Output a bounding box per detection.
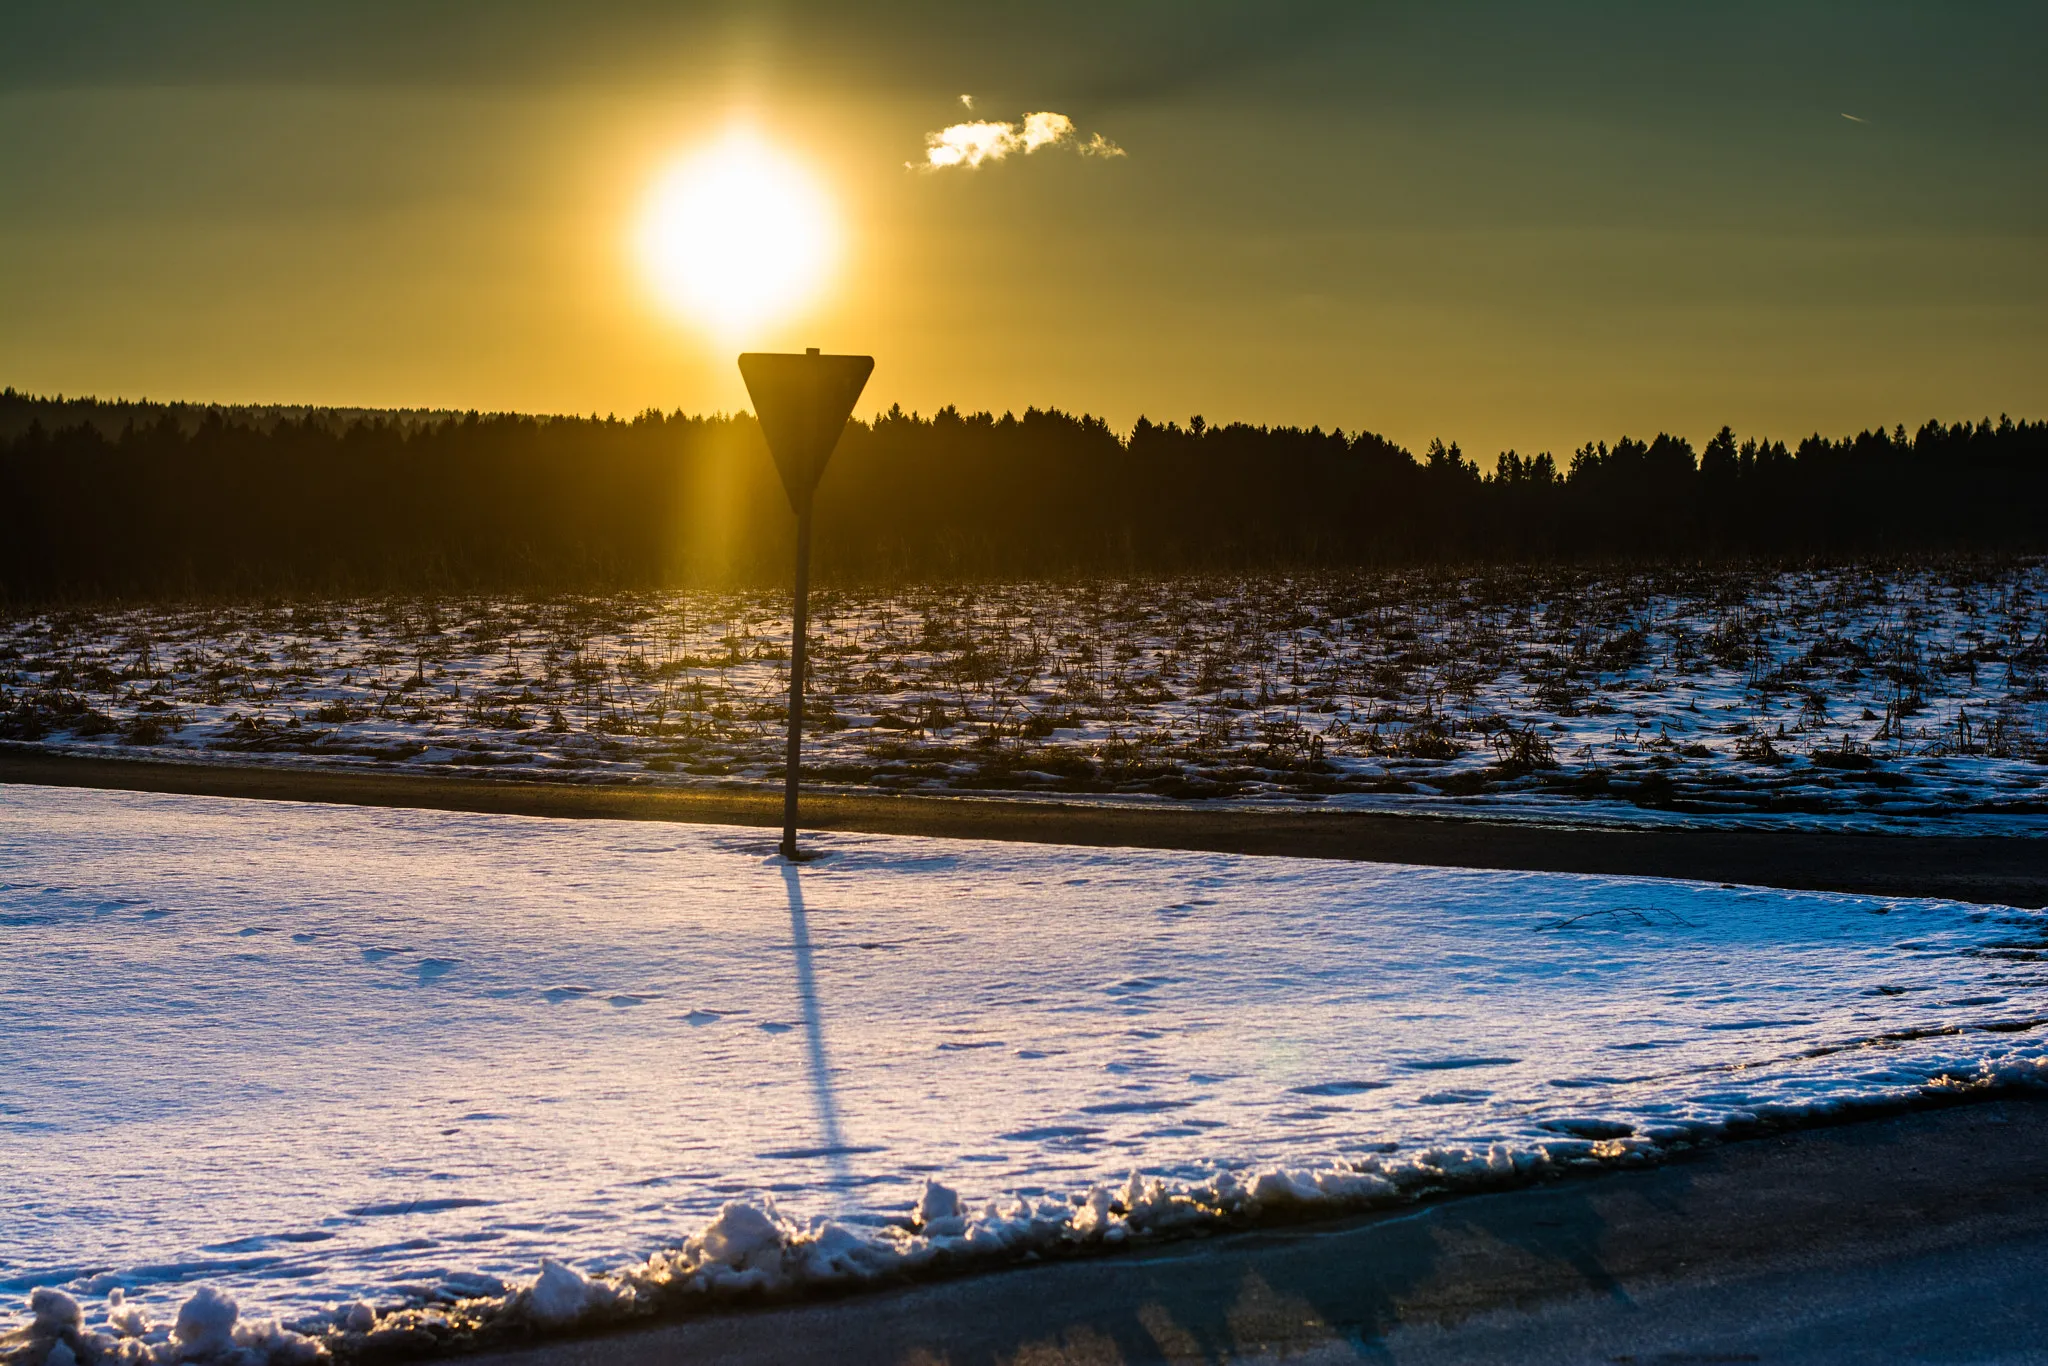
[5,561,2046,832]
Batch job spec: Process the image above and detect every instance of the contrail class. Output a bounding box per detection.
[1841,113,1866,123]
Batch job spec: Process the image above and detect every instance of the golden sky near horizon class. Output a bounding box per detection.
[2,2,2044,460]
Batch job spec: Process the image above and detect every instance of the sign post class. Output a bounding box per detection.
[738,348,874,861]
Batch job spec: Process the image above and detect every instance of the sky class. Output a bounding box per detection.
[2,0,2044,459]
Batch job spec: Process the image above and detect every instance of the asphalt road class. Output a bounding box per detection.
[4,747,2046,906]
[464,1099,2048,1365]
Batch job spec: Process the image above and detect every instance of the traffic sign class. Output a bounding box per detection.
[737,348,874,860]
[739,349,874,515]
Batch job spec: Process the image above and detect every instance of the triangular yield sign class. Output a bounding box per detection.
[738,349,875,515]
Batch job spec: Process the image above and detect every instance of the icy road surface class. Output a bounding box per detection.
[5,784,2046,1334]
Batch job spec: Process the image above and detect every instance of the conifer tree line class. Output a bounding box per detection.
[2,388,2043,596]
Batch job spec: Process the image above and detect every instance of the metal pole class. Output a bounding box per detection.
[781,502,812,860]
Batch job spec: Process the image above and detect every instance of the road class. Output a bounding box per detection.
[4,747,2046,906]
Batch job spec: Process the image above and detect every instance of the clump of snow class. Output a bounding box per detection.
[27,1291,81,1341]
[102,1292,147,1341]
[523,1261,604,1327]
[676,1202,803,1295]
[912,1179,962,1229]
[171,1287,238,1358]
[4,1291,84,1366]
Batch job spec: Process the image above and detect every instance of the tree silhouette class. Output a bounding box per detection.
[1,387,2042,597]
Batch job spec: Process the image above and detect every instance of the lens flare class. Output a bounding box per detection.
[637,129,837,340]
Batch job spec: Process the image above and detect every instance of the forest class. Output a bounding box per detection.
[2,388,2044,595]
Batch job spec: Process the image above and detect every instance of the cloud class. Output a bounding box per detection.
[1020,110,1073,152]
[915,105,1124,170]
[1841,112,1866,123]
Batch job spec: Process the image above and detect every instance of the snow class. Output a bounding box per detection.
[523,1261,610,1327]
[26,1292,79,1341]
[4,783,2047,1361]
[4,564,2046,834]
[169,1290,237,1359]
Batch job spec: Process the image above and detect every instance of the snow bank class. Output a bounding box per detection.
[22,1056,2043,1364]
[0,1284,323,1366]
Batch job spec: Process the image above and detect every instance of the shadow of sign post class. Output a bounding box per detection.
[738,348,874,862]
[779,859,855,1193]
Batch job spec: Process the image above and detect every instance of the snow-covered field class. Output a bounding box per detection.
[4,563,2046,833]
[5,785,2046,1361]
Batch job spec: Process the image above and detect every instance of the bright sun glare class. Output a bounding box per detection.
[637,130,837,341]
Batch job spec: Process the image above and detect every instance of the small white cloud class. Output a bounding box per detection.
[913,107,1123,171]
[1841,112,1866,123]
[921,120,1025,170]
[1020,110,1074,152]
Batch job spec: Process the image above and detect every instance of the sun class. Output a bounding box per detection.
[636,129,838,341]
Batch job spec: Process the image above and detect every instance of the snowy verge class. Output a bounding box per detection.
[9,1069,2043,1366]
